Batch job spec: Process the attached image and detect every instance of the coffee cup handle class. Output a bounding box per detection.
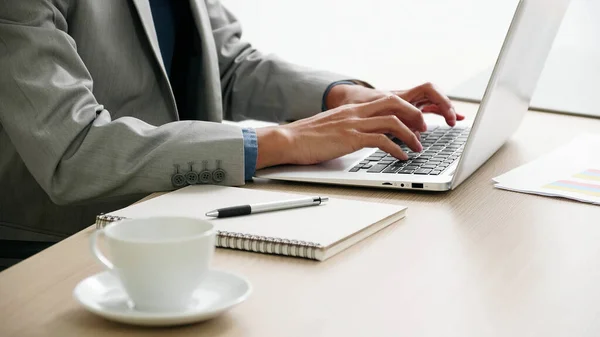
[90,229,114,270]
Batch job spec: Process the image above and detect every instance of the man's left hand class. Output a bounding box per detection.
[325,82,465,127]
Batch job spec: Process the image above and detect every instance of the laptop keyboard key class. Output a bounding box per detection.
[382,166,402,173]
[415,168,433,175]
[421,164,437,169]
[367,163,389,173]
[398,169,415,174]
[430,170,442,175]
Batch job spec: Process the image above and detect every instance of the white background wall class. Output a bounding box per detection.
[221,0,600,116]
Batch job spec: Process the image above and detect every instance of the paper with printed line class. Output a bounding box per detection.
[493,134,600,205]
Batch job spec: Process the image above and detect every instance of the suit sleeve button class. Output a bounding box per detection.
[172,174,186,187]
[212,160,226,183]
[212,169,226,183]
[199,161,211,184]
[185,162,199,185]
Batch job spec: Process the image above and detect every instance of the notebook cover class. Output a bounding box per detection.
[97,185,407,261]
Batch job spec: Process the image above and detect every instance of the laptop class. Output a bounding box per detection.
[255,0,571,191]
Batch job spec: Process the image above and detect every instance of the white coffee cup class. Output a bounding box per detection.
[90,216,216,312]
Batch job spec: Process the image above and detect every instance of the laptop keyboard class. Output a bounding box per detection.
[349,125,471,175]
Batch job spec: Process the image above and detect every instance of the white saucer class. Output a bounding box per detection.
[73,269,252,327]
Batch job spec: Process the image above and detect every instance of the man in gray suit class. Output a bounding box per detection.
[0,0,462,261]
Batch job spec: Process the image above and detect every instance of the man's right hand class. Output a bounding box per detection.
[255,95,428,170]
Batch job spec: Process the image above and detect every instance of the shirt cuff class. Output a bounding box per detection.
[242,127,258,180]
[321,80,357,112]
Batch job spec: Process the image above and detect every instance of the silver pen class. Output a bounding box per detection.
[205,196,329,218]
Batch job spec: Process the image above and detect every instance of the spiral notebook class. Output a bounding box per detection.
[95,185,407,261]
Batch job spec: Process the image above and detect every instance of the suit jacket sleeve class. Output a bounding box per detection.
[0,0,246,206]
[204,0,351,123]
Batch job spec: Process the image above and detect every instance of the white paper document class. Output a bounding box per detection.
[493,134,600,205]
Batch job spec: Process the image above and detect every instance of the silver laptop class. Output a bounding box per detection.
[255,0,571,191]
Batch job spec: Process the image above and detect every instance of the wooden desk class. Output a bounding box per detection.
[2,102,600,337]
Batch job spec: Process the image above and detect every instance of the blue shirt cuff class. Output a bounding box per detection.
[242,128,258,180]
[321,80,357,111]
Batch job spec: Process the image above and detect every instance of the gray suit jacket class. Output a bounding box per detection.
[0,0,346,240]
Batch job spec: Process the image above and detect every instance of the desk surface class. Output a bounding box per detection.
[2,102,600,337]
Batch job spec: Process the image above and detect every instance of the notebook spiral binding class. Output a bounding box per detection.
[95,214,128,229]
[95,214,322,260]
[216,231,321,260]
